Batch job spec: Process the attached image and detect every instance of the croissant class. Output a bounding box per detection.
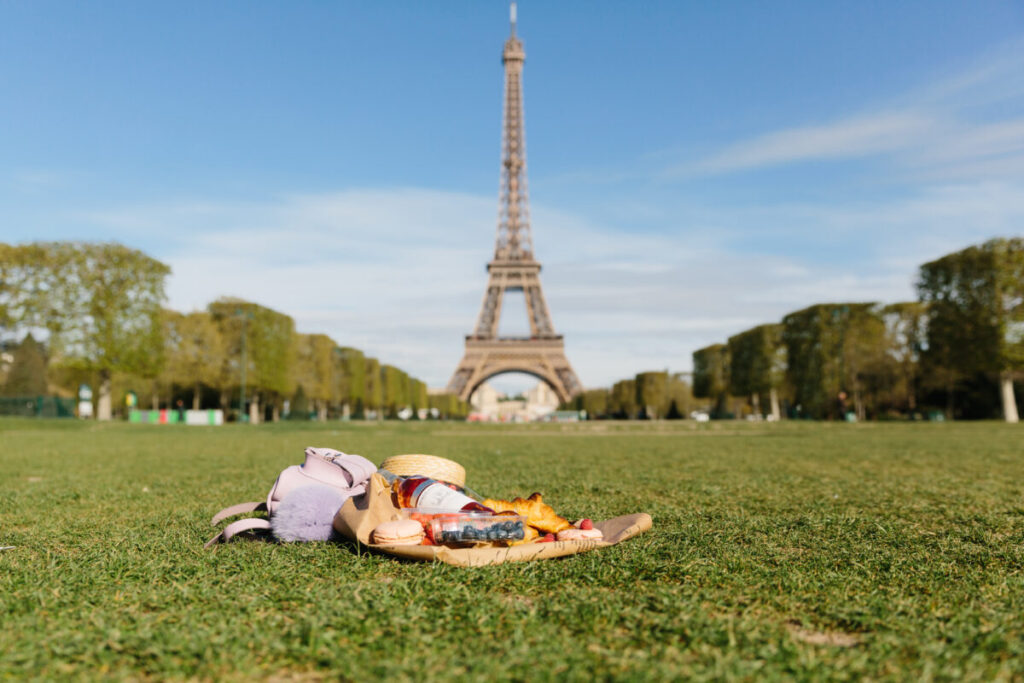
[507,524,540,546]
[481,492,570,534]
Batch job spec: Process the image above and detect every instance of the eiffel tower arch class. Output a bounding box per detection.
[447,4,582,405]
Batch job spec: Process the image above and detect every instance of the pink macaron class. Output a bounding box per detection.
[372,519,425,546]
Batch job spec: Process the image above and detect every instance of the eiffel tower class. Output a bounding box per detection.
[447,4,582,404]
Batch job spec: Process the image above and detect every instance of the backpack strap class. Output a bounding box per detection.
[204,517,272,548]
[210,501,268,526]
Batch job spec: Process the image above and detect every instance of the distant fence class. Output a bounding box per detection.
[128,409,225,426]
[0,396,77,418]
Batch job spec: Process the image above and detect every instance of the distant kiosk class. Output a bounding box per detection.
[447,4,582,404]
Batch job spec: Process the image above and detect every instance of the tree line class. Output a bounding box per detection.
[691,238,1023,422]
[0,241,468,421]
[562,371,698,419]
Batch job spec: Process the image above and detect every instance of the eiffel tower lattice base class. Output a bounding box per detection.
[448,336,580,404]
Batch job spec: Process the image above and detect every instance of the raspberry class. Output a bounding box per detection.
[580,519,593,530]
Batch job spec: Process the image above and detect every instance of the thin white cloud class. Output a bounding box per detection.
[674,38,1024,183]
[7,169,68,194]
[911,37,1024,112]
[691,112,939,174]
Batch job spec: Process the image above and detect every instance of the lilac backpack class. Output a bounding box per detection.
[205,447,376,548]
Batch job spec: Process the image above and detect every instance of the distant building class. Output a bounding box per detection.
[524,382,559,420]
[470,382,502,418]
[469,380,559,422]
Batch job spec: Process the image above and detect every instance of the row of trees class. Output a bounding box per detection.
[692,238,1023,422]
[156,299,459,422]
[563,371,698,419]
[0,241,468,421]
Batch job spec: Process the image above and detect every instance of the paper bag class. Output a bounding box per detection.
[333,473,653,567]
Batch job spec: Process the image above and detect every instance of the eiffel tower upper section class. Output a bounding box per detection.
[494,9,533,265]
[468,5,559,342]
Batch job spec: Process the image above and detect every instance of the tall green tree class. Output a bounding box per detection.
[2,333,48,396]
[880,302,927,415]
[728,324,785,419]
[364,357,382,418]
[782,303,884,419]
[0,242,51,334]
[336,347,366,417]
[580,388,609,418]
[692,344,730,417]
[292,333,335,420]
[840,307,888,421]
[664,373,693,419]
[289,384,311,420]
[409,378,428,417]
[0,242,169,420]
[380,364,410,417]
[609,379,637,418]
[918,238,1024,422]
[209,298,295,423]
[163,310,225,410]
[635,371,668,419]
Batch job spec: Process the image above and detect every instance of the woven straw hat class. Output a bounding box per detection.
[379,454,466,488]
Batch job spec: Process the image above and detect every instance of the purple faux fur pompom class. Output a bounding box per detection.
[271,485,350,542]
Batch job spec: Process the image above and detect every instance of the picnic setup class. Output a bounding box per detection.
[205,447,652,567]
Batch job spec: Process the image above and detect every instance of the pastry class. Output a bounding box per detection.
[507,524,540,546]
[556,527,603,541]
[372,519,425,546]
[480,492,570,534]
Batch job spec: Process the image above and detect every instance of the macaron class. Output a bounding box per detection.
[372,519,425,546]
[556,527,603,542]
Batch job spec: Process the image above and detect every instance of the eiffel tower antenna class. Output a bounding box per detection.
[447,5,582,404]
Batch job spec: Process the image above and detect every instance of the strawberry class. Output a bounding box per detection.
[538,533,555,543]
[580,519,593,531]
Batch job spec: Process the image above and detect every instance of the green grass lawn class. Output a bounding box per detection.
[1,418,1022,681]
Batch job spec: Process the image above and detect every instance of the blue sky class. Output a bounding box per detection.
[3,1,1024,392]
